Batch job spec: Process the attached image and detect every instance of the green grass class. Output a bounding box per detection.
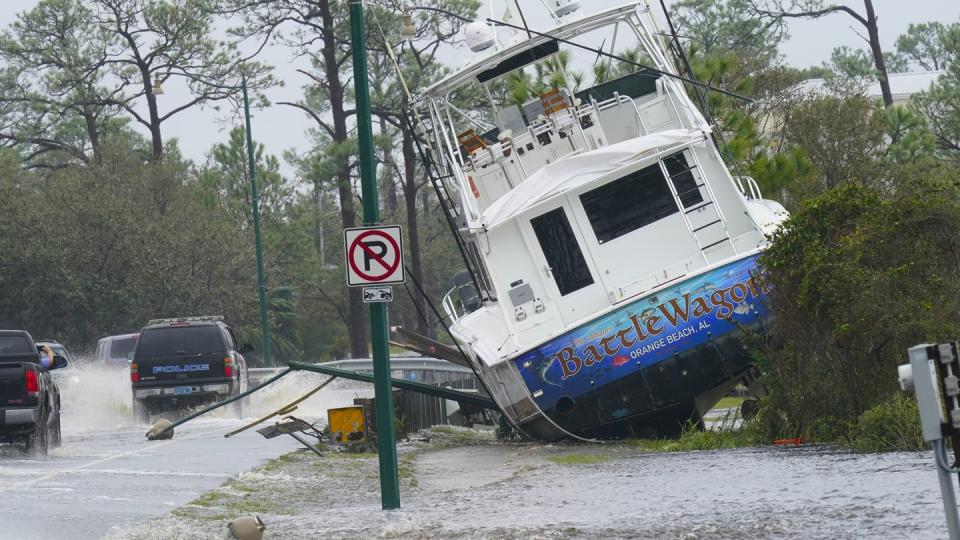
[625,421,762,453]
[713,396,745,410]
[547,453,610,466]
[259,451,297,472]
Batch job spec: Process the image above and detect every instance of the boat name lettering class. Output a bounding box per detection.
[556,275,769,380]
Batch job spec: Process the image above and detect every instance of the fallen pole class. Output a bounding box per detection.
[286,360,498,410]
[146,367,294,439]
[224,375,337,438]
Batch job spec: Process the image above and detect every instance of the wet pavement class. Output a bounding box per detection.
[1,366,951,539]
[0,366,370,540]
[109,428,951,540]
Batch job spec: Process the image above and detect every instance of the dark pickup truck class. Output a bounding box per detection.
[0,330,67,454]
[129,316,251,422]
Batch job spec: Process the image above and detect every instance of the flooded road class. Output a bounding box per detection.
[112,428,950,540]
[0,366,370,540]
[407,444,942,539]
[1,364,949,539]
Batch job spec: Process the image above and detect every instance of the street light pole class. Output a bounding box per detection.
[242,75,273,368]
[349,0,401,510]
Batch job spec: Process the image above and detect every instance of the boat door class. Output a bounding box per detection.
[522,199,610,326]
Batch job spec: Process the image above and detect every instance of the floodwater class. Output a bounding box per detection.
[0,362,374,540]
[2,361,951,539]
[111,429,951,539]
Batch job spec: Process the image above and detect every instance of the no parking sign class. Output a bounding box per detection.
[343,225,405,287]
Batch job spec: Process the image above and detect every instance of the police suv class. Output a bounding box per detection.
[129,316,252,422]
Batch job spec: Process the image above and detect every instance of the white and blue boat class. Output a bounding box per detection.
[412,1,788,440]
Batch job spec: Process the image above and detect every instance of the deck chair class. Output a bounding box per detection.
[457,129,488,156]
[540,88,570,116]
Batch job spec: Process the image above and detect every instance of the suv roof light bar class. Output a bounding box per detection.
[146,315,224,325]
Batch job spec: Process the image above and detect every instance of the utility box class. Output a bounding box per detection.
[327,405,368,447]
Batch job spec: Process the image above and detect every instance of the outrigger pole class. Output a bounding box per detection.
[401,5,751,102]
[484,17,752,103]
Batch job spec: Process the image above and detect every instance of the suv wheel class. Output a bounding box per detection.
[132,399,151,424]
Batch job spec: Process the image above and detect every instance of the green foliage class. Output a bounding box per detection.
[0,141,258,347]
[673,0,784,70]
[757,175,960,441]
[823,46,908,79]
[913,25,960,160]
[782,92,883,191]
[196,127,293,226]
[896,22,956,72]
[843,393,924,453]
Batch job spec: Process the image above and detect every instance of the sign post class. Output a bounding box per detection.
[348,0,401,510]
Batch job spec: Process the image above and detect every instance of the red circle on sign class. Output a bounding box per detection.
[348,230,401,282]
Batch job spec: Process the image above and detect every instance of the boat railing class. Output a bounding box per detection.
[594,93,648,135]
[734,176,763,200]
[461,93,644,178]
[442,287,462,322]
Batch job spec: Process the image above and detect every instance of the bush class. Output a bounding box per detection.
[756,174,960,441]
[843,393,925,452]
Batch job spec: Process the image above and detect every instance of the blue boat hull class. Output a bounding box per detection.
[510,254,770,439]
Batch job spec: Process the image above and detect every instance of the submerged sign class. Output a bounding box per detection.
[515,255,771,405]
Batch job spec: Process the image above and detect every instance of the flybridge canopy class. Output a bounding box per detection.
[415,2,644,100]
[480,128,708,230]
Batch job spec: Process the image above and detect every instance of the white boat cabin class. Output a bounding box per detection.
[413,3,774,367]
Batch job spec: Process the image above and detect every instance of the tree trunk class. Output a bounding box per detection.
[80,104,102,162]
[312,183,324,259]
[863,0,893,108]
[320,0,367,358]
[402,126,427,335]
[141,68,163,159]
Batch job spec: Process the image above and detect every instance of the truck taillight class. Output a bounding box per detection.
[130,362,140,383]
[25,368,38,396]
[224,356,233,378]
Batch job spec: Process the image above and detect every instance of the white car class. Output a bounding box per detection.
[94,333,139,370]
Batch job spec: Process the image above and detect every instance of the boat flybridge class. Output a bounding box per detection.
[410,1,788,440]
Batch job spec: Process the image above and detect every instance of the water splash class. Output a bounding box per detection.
[247,371,375,427]
[56,359,136,432]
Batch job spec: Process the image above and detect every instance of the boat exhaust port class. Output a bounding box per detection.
[898,342,960,539]
[555,396,575,414]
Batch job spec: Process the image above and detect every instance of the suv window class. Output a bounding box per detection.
[110,337,137,360]
[0,335,31,354]
[136,326,226,357]
[219,325,236,350]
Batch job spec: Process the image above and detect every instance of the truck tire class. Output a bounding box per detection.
[50,413,62,448]
[132,399,150,424]
[25,419,48,456]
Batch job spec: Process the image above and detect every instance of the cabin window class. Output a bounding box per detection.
[664,152,703,208]
[530,208,594,295]
[579,162,678,244]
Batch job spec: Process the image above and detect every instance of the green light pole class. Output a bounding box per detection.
[242,75,273,368]
[349,0,400,509]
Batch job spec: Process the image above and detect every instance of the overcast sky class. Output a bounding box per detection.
[1,0,957,175]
